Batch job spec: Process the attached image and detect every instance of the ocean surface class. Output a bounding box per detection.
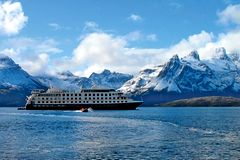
[1,107,240,160]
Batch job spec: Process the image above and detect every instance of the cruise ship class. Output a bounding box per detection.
[24,88,143,110]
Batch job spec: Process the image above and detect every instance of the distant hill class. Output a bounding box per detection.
[159,96,240,107]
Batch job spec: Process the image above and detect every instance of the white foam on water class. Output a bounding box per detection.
[164,121,180,128]
[159,120,219,136]
[188,127,214,134]
[0,112,149,125]
[0,112,79,119]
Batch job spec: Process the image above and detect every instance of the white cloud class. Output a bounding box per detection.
[1,2,239,78]
[77,64,106,77]
[1,37,62,55]
[0,37,62,75]
[198,29,240,59]
[56,32,172,76]
[218,4,240,25]
[127,14,142,22]
[0,1,28,36]
[58,29,237,77]
[72,33,127,66]
[157,30,214,60]
[83,21,100,32]
[2,29,239,77]
[48,22,71,31]
[146,34,158,41]
[36,39,62,53]
[0,48,18,57]
[85,21,98,29]
[21,53,49,75]
[3,29,237,77]
[124,31,142,41]
[49,23,61,30]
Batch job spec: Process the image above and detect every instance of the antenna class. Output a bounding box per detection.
[48,81,53,89]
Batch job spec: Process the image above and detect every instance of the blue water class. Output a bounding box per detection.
[1,107,240,159]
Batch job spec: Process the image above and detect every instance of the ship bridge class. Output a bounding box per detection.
[46,88,63,93]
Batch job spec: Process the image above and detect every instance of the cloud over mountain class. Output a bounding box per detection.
[0,37,62,75]
[0,1,28,36]
[1,2,240,79]
[218,4,240,25]
[55,26,240,77]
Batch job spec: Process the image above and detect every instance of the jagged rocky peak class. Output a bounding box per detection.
[158,54,181,78]
[214,47,230,60]
[229,52,240,61]
[0,54,19,68]
[171,54,180,61]
[165,54,180,67]
[186,50,200,60]
[90,69,111,78]
[102,69,111,75]
[58,70,74,77]
[216,47,226,54]
[57,70,78,79]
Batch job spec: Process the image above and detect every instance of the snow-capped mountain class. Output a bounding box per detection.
[0,55,46,106]
[120,47,240,105]
[37,71,85,90]
[37,69,133,90]
[89,69,133,89]
[0,54,132,106]
[2,47,240,106]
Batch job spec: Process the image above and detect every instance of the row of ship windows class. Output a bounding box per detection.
[42,93,121,97]
[34,105,65,107]
[35,101,127,104]
[36,97,126,100]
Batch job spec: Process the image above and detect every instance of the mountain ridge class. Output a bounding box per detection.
[37,69,133,90]
[1,47,240,106]
[120,47,240,105]
[0,55,46,106]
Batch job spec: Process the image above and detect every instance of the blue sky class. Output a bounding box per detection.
[0,0,240,76]
[19,0,230,47]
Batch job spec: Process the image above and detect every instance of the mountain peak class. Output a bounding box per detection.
[165,54,180,68]
[216,47,226,54]
[187,50,200,60]
[89,69,111,78]
[58,70,74,76]
[0,54,19,68]
[214,47,230,60]
[171,54,180,61]
[158,54,181,78]
[102,69,111,75]
[57,70,78,79]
